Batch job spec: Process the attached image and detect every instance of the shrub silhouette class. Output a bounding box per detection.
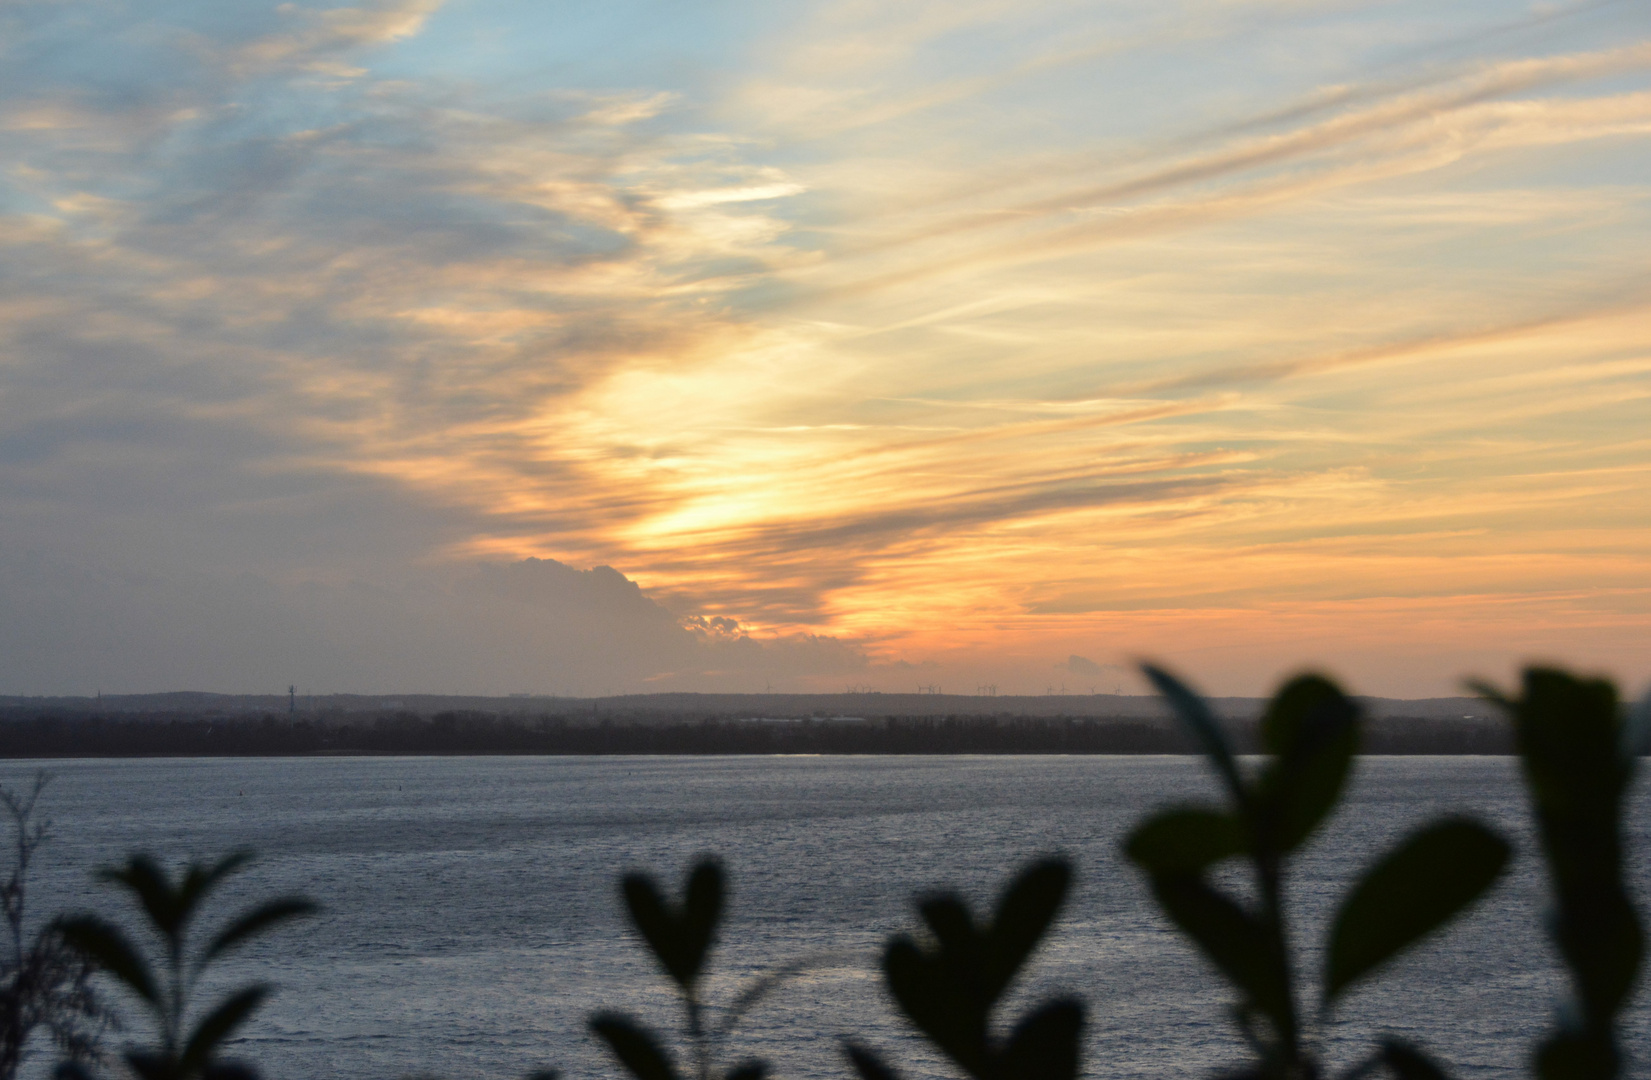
[844,859,1082,1080]
[591,857,770,1080]
[1474,668,1648,1080]
[0,774,105,1079]
[57,852,315,1080]
[40,662,1647,1080]
[1124,666,1511,1079]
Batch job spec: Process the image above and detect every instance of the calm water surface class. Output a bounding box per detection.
[4,756,1647,1080]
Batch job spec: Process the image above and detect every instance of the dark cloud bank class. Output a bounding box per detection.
[0,554,867,695]
[0,1,833,696]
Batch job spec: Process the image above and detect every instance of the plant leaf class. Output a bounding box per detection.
[1253,674,1360,853]
[201,1062,261,1080]
[1147,874,1290,1032]
[1379,1039,1453,1080]
[620,859,722,991]
[883,860,1071,1078]
[1125,808,1246,874]
[724,1062,767,1080]
[885,936,985,1075]
[844,1044,901,1080]
[179,985,270,1075]
[590,1013,679,1080]
[122,1051,172,1080]
[177,851,257,934]
[1141,664,1245,806]
[55,916,159,1005]
[1499,668,1644,1022]
[918,895,976,956]
[199,897,319,969]
[100,855,181,942]
[1258,674,1346,756]
[1000,998,1083,1080]
[1327,819,1509,999]
[620,874,677,975]
[1534,1030,1619,1080]
[982,860,1069,1005]
[681,858,723,984]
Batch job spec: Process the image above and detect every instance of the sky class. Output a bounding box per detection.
[2,0,1650,698]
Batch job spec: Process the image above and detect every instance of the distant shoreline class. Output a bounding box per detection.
[0,707,1517,757]
[0,688,1499,721]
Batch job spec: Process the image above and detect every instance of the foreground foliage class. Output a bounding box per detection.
[8,664,1644,1080]
[591,858,771,1080]
[1478,670,1647,1080]
[591,664,1642,1080]
[0,776,104,1080]
[58,852,315,1080]
[1125,668,1511,1079]
[845,860,1083,1080]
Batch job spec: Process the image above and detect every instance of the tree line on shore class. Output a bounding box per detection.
[0,710,1516,756]
[0,664,1645,1080]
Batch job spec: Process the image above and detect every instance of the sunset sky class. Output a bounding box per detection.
[3,0,1650,697]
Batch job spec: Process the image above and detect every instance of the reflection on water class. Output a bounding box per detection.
[5,756,1647,1080]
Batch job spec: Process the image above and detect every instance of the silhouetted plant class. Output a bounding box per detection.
[0,774,106,1079]
[1473,668,1647,1080]
[844,859,1082,1080]
[1125,666,1510,1080]
[57,851,316,1080]
[12,661,1647,1080]
[590,857,769,1080]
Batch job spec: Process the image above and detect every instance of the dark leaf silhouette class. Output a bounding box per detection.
[1327,819,1509,999]
[1379,1039,1453,1080]
[199,898,319,969]
[98,853,254,944]
[98,858,176,938]
[1125,807,1246,873]
[1534,1032,1619,1080]
[55,917,157,1006]
[1145,874,1290,1033]
[177,986,269,1076]
[844,1044,901,1080]
[595,858,776,1080]
[999,999,1083,1080]
[1253,674,1360,854]
[723,1061,767,1080]
[1480,668,1644,1080]
[1127,664,1501,1080]
[975,860,1069,1007]
[125,1052,176,1080]
[1,774,106,1079]
[876,860,1082,1080]
[622,859,724,992]
[591,1014,679,1080]
[1142,664,1245,804]
[60,852,314,1080]
[199,1066,258,1080]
